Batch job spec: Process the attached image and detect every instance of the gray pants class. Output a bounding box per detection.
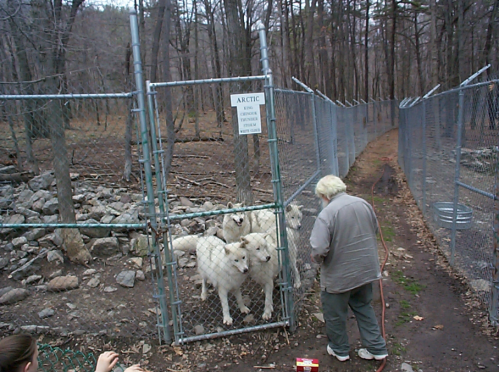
[321,282,387,357]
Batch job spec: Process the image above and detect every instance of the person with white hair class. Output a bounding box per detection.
[310,174,388,362]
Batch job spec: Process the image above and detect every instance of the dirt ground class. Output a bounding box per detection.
[2,128,499,372]
[155,129,499,372]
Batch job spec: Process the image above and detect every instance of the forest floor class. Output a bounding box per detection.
[156,128,499,372]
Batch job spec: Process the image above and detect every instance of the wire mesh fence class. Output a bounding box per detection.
[399,76,499,326]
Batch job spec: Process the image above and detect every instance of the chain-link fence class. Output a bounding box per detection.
[1,11,400,355]
[399,72,499,327]
[0,13,167,349]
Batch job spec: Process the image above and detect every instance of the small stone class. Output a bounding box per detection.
[12,237,28,249]
[0,286,13,297]
[194,325,205,335]
[91,237,120,257]
[401,363,414,372]
[313,313,324,322]
[0,288,29,305]
[136,270,145,281]
[128,257,143,269]
[25,275,42,284]
[42,199,59,215]
[66,303,77,310]
[179,197,194,207]
[116,270,135,288]
[0,258,9,269]
[104,286,117,293]
[28,171,54,192]
[49,270,63,279]
[47,250,64,264]
[86,277,101,288]
[47,275,79,292]
[82,269,97,276]
[38,308,55,319]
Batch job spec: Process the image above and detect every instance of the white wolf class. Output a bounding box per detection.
[250,203,303,289]
[169,201,251,254]
[196,236,250,325]
[240,232,278,320]
[223,202,251,243]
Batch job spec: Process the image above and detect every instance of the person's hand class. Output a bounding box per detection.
[95,351,119,372]
[124,365,143,372]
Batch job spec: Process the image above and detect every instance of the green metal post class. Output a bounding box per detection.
[130,11,170,344]
[259,28,295,330]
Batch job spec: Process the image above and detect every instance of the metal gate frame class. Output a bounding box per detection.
[135,27,295,344]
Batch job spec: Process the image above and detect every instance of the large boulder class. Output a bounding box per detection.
[91,237,120,257]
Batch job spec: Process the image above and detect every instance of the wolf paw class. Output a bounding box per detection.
[223,316,233,325]
[201,292,207,301]
[294,281,301,289]
[240,306,250,314]
[262,309,272,320]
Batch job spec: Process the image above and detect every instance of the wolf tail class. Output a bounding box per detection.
[171,235,199,253]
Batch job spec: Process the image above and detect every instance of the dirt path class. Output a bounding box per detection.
[214,129,498,372]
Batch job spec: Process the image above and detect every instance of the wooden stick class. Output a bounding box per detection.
[176,175,201,186]
[253,365,276,369]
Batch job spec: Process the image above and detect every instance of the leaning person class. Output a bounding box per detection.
[0,334,143,372]
[310,174,388,362]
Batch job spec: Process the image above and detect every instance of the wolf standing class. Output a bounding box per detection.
[310,175,388,362]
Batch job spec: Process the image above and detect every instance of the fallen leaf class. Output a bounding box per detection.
[413,315,424,321]
[432,324,444,330]
[173,346,183,356]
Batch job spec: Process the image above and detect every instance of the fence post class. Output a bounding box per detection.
[260,29,295,330]
[450,87,464,267]
[130,10,171,344]
[421,101,428,216]
[491,161,499,326]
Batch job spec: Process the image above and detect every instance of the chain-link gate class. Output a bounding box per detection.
[142,30,298,344]
[399,66,499,327]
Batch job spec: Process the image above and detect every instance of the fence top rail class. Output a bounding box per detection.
[400,78,499,110]
[0,93,134,100]
[150,75,266,88]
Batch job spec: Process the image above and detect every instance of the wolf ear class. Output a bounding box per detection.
[240,237,249,247]
[227,202,233,208]
[286,205,292,212]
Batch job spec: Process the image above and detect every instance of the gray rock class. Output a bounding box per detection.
[111,208,140,227]
[47,275,79,292]
[194,325,205,335]
[49,269,63,279]
[86,277,101,288]
[28,171,54,192]
[0,286,13,297]
[31,199,46,213]
[130,235,151,257]
[108,202,126,212]
[91,237,119,257]
[23,228,46,242]
[0,198,11,210]
[180,197,194,207]
[47,250,64,264]
[12,237,28,249]
[0,214,24,234]
[128,257,143,269]
[89,206,106,220]
[100,215,115,224]
[0,288,29,305]
[0,258,9,269]
[104,286,117,293]
[136,270,145,281]
[30,190,51,204]
[82,269,97,276]
[80,219,110,238]
[17,189,34,205]
[42,199,59,215]
[116,270,135,288]
[25,274,42,284]
[14,206,40,218]
[401,363,414,372]
[26,216,42,224]
[42,215,58,224]
[38,308,55,319]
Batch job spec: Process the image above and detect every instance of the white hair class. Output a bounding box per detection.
[315,175,347,200]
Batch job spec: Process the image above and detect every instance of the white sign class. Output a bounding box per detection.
[230,92,265,135]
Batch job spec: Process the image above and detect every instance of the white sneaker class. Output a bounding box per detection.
[358,348,388,361]
[327,345,350,362]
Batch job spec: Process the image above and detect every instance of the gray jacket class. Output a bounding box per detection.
[310,192,382,293]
